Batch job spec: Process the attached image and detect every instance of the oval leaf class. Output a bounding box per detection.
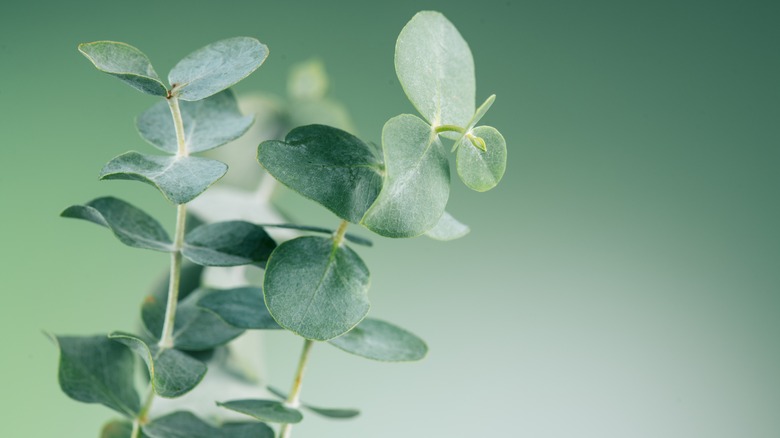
[109,332,207,398]
[198,287,281,330]
[329,318,428,362]
[143,411,274,438]
[169,37,269,101]
[217,400,303,424]
[182,221,276,267]
[61,196,173,252]
[425,211,470,241]
[264,236,371,341]
[100,152,227,205]
[52,334,140,417]
[456,126,507,192]
[267,386,360,419]
[395,12,475,128]
[361,114,450,238]
[78,41,167,96]
[136,89,254,154]
[258,125,384,223]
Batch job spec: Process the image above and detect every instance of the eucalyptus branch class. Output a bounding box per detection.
[280,339,315,438]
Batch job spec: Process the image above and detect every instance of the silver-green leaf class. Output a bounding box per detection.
[425,211,470,241]
[264,236,371,341]
[52,334,140,417]
[169,37,269,101]
[99,152,228,205]
[61,197,173,252]
[395,11,475,128]
[136,89,254,154]
[182,221,276,267]
[109,332,206,398]
[267,386,360,419]
[217,400,303,424]
[456,126,507,192]
[78,41,167,96]
[258,124,384,223]
[329,318,428,362]
[143,411,274,438]
[198,287,281,330]
[361,114,450,238]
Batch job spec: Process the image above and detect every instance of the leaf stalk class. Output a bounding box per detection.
[280,339,315,438]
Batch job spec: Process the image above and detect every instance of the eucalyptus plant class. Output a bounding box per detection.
[52,11,506,438]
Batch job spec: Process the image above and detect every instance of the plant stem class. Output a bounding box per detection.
[167,96,189,157]
[434,124,466,134]
[131,386,156,437]
[280,339,315,438]
[332,220,349,247]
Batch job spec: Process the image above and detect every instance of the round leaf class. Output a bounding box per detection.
[217,399,303,424]
[456,126,507,192]
[182,221,277,267]
[78,41,167,96]
[425,211,470,241]
[395,11,475,127]
[198,287,281,330]
[100,152,228,205]
[361,114,450,238]
[328,318,428,362]
[136,89,254,154]
[169,37,269,101]
[264,236,371,341]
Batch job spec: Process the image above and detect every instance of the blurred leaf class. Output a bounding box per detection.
[109,332,207,398]
[328,318,428,362]
[456,126,507,192]
[267,386,360,419]
[198,287,281,330]
[361,114,450,237]
[78,41,167,96]
[182,221,276,267]
[288,59,328,100]
[425,211,470,241]
[61,197,172,252]
[136,89,253,154]
[395,11,475,128]
[169,37,268,101]
[100,152,227,205]
[143,411,273,438]
[258,223,373,247]
[258,125,384,223]
[264,236,370,341]
[52,334,140,417]
[100,419,149,438]
[217,399,303,424]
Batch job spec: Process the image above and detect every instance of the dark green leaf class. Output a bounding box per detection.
[100,152,227,205]
[267,386,360,419]
[169,37,269,101]
[456,126,507,192]
[182,221,276,267]
[143,411,273,438]
[217,399,303,424]
[78,41,167,96]
[109,332,207,398]
[264,236,370,341]
[425,211,470,241]
[329,318,428,362]
[361,114,450,237]
[61,197,172,252]
[395,12,475,128]
[258,124,384,223]
[52,334,140,417]
[136,89,253,154]
[198,287,281,330]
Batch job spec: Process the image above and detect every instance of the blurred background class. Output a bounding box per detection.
[1,0,779,436]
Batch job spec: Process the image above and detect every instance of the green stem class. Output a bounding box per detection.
[130,386,156,437]
[434,124,466,134]
[332,220,349,247]
[280,339,315,438]
[167,97,188,157]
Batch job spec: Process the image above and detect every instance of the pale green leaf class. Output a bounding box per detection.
[169,37,269,101]
[329,318,428,362]
[143,411,273,438]
[78,41,167,96]
[258,125,384,223]
[288,59,328,100]
[52,334,140,417]
[451,94,496,152]
[395,11,475,128]
[267,386,360,419]
[456,126,507,192]
[182,221,276,267]
[100,152,227,205]
[264,236,371,341]
[61,197,173,252]
[425,211,470,241]
[136,89,254,154]
[217,399,303,424]
[198,287,281,330]
[361,114,450,238]
[109,332,206,398]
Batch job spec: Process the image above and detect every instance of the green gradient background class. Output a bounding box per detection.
[2,0,779,436]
